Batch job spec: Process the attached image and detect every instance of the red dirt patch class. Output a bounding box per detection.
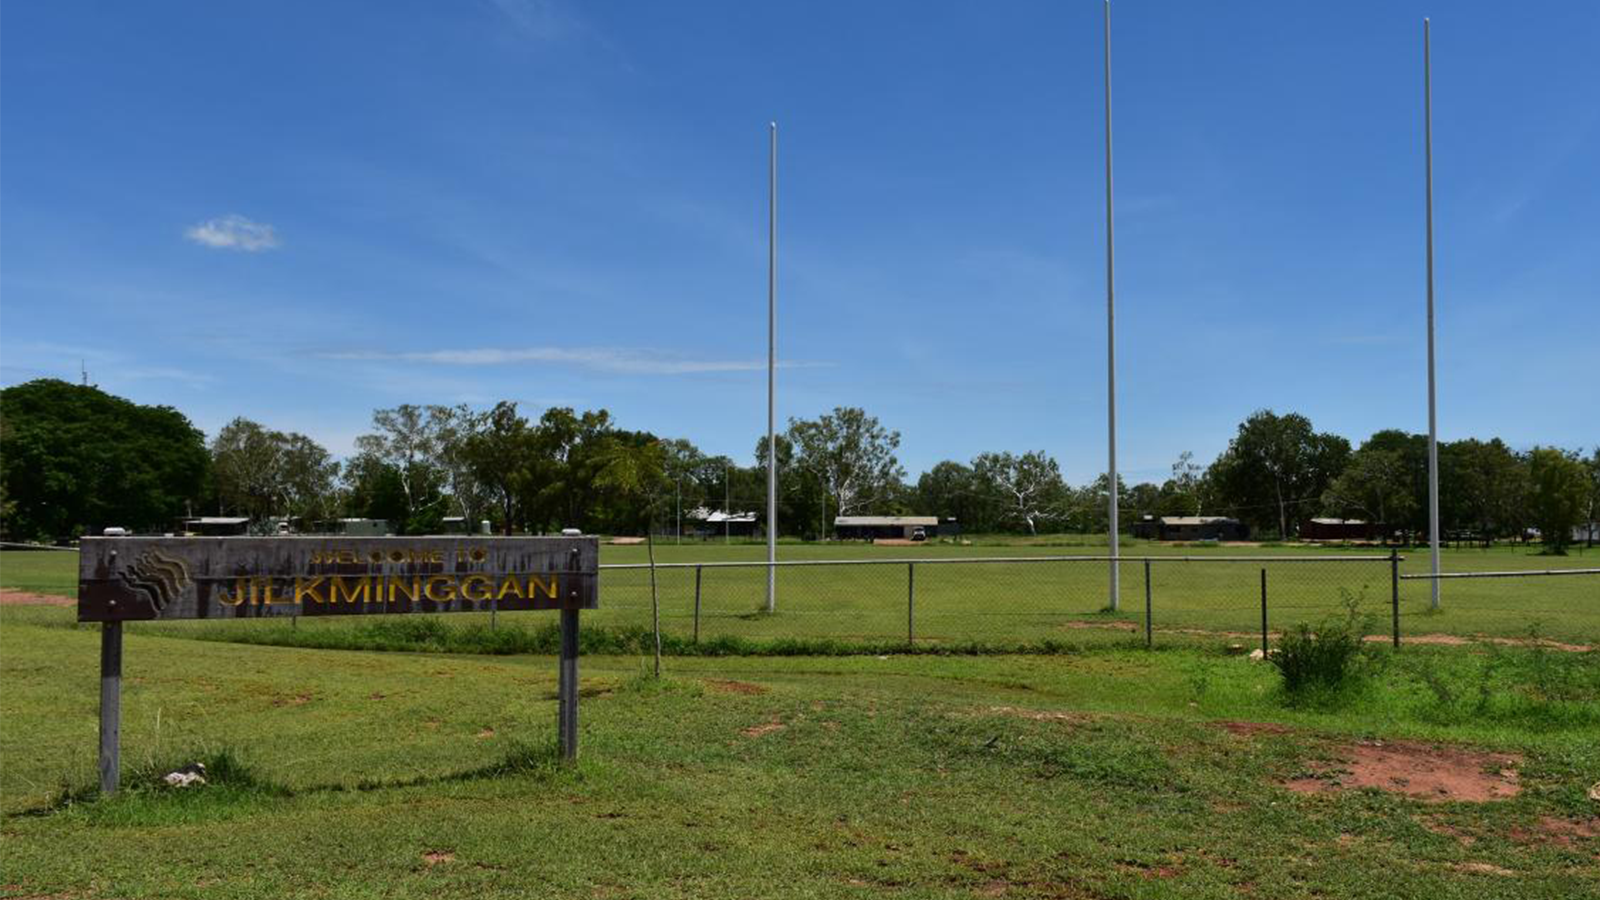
[1510,816,1600,849]
[705,679,768,695]
[741,720,785,738]
[1218,721,1294,737]
[421,851,455,866]
[0,589,74,607]
[1285,740,1521,803]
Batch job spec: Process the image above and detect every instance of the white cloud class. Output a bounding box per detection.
[185,214,281,252]
[319,346,827,376]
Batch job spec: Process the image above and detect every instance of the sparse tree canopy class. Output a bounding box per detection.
[786,407,904,521]
[973,450,1064,535]
[210,417,339,525]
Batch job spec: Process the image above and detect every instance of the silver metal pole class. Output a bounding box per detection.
[725,461,730,544]
[1424,19,1441,611]
[766,121,778,613]
[675,479,681,545]
[1104,0,1120,611]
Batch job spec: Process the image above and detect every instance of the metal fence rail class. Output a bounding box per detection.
[593,555,1412,650]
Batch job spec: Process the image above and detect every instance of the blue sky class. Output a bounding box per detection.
[3,0,1595,484]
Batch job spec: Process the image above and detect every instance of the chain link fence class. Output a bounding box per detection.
[595,555,1418,650]
[1397,567,1600,646]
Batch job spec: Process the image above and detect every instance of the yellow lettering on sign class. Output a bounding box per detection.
[330,576,369,604]
[461,575,492,602]
[295,577,327,605]
[496,575,524,601]
[389,576,420,604]
[425,576,456,603]
[527,574,558,601]
[217,576,247,606]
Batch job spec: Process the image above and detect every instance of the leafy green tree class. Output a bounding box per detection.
[0,379,207,539]
[754,432,822,538]
[1527,447,1589,554]
[1208,410,1350,538]
[1440,438,1527,543]
[210,418,338,525]
[972,450,1065,535]
[351,405,454,531]
[1358,430,1429,538]
[1321,447,1417,531]
[462,401,534,534]
[915,460,995,533]
[522,407,615,533]
[787,407,904,530]
[0,413,15,531]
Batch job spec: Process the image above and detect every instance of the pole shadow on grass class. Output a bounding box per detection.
[17,740,580,821]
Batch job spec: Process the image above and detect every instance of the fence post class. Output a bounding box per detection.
[1143,558,1152,649]
[1259,568,1268,657]
[490,605,497,631]
[99,621,122,796]
[907,562,915,645]
[693,565,702,644]
[1390,549,1401,649]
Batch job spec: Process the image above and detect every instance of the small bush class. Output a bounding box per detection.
[1269,592,1375,701]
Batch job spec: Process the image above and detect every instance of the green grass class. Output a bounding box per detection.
[2,608,1598,898]
[6,540,1597,651]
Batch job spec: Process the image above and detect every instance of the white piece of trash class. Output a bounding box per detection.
[163,763,207,788]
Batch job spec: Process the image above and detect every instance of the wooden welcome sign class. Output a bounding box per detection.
[80,536,600,795]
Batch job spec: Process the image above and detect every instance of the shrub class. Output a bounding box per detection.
[1269,592,1375,699]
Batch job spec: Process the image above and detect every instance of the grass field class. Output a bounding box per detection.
[4,539,1595,648]
[2,602,1598,898]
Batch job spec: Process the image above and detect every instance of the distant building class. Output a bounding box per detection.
[685,507,759,538]
[833,516,940,541]
[326,518,390,536]
[178,516,250,536]
[1130,515,1249,542]
[1301,518,1381,542]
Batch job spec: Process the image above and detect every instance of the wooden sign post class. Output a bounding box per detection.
[79,535,599,795]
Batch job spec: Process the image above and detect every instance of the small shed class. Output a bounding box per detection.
[1301,518,1380,542]
[1135,516,1249,542]
[833,516,939,541]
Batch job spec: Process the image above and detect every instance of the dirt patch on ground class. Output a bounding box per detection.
[871,539,921,546]
[1511,816,1600,849]
[1218,721,1294,738]
[421,851,455,867]
[1285,740,1521,802]
[741,720,785,738]
[1369,633,1593,652]
[0,589,74,607]
[984,705,1094,724]
[1060,620,1137,633]
[706,679,768,695]
[605,537,645,545]
[1453,861,1516,876]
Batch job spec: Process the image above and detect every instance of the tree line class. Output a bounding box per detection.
[2,379,1595,551]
